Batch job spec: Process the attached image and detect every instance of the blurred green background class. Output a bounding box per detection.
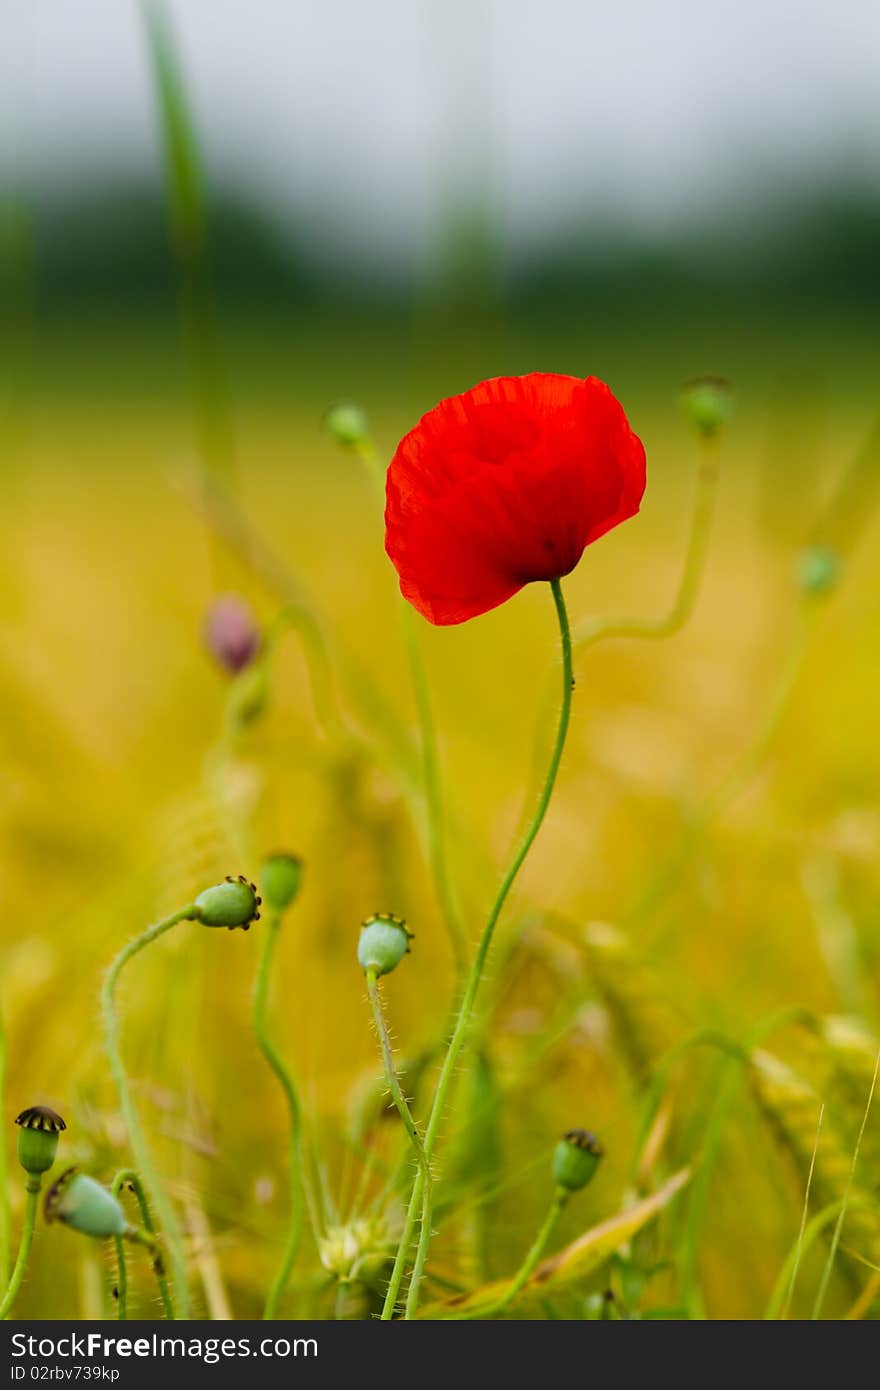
[1,0,879,1321]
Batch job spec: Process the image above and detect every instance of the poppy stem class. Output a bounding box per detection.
[252,909,306,1319]
[101,905,201,1319]
[0,1179,41,1320]
[111,1169,175,1320]
[449,1187,569,1320]
[364,967,433,1273]
[383,577,574,1319]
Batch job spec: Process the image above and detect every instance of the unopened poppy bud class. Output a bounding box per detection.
[194,875,261,930]
[44,1169,128,1239]
[204,594,261,675]
[797,544,840,598]
[679,377,733,437]
[15,1106,66,1175]
[552,1129,604,1191]
[261,854,303,913]
[324,402,370,449]
[357,913,412,977]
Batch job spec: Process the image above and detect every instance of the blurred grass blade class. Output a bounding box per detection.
[811,413,880,560]
[416,1169,689,1318]
[141,0,236,489]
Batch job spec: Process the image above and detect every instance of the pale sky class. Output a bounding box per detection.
[4,1,880,271]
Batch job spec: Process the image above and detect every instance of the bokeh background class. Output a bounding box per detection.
[2,0,879,1320]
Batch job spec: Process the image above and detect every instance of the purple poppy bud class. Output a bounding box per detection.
[203,594,261,674]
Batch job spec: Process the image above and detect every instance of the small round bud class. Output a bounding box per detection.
[204,594,261,675]
[797,544,840,599]
[552,1129,604,1192]
[44,1169,128,1239]
[15,1106,66,1175]
[357,912,412,977]
[194,875,261,930]
[679,377,733,438]
[260,854,303,913]
[324,402,370,449]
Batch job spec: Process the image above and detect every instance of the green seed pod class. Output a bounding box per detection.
[44,1169,128,1239]
[679,377,733,437]
[260,854,303,914]
[797,544,841,598]
[552,1129,604,1192]
[357,912,412,977]
[194,875,261,931]
[15,1106,66,1175]
[324,402,369,449]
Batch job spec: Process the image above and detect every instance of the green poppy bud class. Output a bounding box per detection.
[357,913,412,977]
[44,1169,128,1239]
[15,1106,66,1175]
[324,402,370,449]
[797,544,840,598]
[194,875,261,930]
[552,1129,604,1192]
[260,854,303,914]
[679,377,733,437]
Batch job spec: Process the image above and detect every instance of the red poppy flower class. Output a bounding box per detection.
[384,373,646,625]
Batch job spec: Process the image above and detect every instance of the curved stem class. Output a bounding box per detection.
[253,911,305,1319]
[111,1169,175,1320]
[573,433,720,651]
[453,1188,568,1320]
[101,905,199,1319]
[384,577,574,1319]
[0,1179,40,1320]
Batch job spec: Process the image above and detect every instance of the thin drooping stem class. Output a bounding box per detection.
[573,433,720,650]
[0,1008,9,1286]
[383,577,574,1319]
[0,1180,40,1320]
[452,1188,568,1320]
[102,905,199,1319]
[111,1169,175,1320]
[811,1048,880,1319]
[253,911,305,1319]
[520,432,719,843]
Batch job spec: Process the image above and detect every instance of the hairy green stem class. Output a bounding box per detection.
[0,1179,40,1320]
[253,911,305,1319]
[111,1169,175,1320]
[102,905,199,1318]
[383,577,574,1319]
[363,967,432,1322]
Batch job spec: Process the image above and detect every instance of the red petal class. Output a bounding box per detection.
[385,373,646,625]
